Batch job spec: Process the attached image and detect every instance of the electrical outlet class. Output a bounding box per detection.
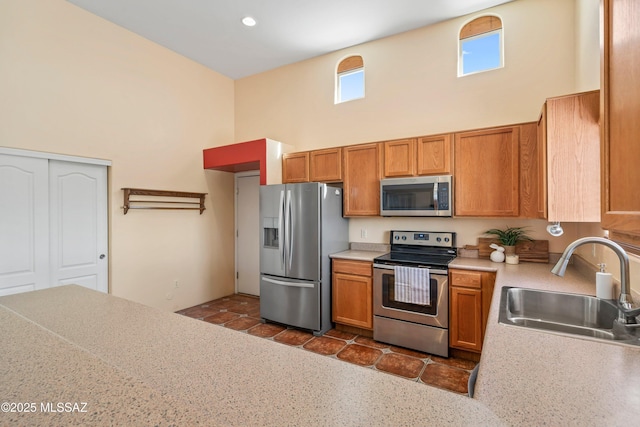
[361,228,368,239]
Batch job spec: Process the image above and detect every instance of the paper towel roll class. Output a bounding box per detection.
[596,272,614,299]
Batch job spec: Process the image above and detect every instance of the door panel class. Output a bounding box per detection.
[49,161,108,293]
[286,183,320,281]
[260,275,320,331]
[0,155,49,296]
[237,174,260,296]
[259,184,286,277]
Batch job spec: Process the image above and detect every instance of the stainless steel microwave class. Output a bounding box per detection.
[380,175,453,217]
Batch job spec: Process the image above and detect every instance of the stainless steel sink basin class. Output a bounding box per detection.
[498,287,640,346]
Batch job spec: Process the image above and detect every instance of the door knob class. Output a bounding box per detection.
[99,254,106,259]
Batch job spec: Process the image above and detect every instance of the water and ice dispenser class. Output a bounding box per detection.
[263,217,279,248]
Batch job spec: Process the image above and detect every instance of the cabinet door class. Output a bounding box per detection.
[332,272,373,330]
[383,138,416,177]
[417,134,452,175]
[546,91,600,222]
[537,106,548,219]
[310,148,342,182]
[282,152,309,183]
[454,126,520,216]
[518,122,540,219]
[601,0,640,250]
[449,286,483,352]
[343,143,381,216]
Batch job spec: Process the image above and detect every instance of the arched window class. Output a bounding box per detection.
[459,15,503,76]
[336,55,364,103]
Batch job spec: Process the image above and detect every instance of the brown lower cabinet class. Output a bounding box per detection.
[449,268,496,353]
[332,259,373,330]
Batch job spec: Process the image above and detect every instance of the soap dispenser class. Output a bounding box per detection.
[596,263,614,299]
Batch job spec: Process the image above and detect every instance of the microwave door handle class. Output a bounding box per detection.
[433,182,438,211]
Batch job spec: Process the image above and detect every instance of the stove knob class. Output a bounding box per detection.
[445,237,450,242]
[401,235,407,240]
[394,235,400,240]
[436,237,442,242]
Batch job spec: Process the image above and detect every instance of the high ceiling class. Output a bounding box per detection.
[66,0,515,79]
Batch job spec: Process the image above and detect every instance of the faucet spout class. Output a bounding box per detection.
[551,237,636,323]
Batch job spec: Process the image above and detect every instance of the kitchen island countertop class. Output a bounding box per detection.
[2,257,640,426]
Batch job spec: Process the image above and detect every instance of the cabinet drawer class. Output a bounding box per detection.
[449,270,482,289]
[332,259,372,277]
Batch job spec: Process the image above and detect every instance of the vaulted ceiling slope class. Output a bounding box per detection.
[66,0,515,79]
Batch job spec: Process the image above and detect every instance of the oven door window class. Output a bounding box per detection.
[382,183,435,211]
[380,271,438,315]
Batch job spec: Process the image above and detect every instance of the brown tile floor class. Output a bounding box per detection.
[176,294,477,395]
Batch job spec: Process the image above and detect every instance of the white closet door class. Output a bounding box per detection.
[0,155,49,296]
[49,161,108,293]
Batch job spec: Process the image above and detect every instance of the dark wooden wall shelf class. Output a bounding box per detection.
[122,188,207,215]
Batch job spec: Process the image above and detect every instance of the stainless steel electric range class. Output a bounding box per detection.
[373,230,457,357]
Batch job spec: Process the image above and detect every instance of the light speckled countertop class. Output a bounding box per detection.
[330,242,390,262]
[2,258,639,426]
[0,285,502,426]
[452,257,640,426]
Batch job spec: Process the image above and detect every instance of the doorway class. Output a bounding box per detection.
[235,172,260,296]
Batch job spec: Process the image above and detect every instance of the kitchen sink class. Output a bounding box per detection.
[498,287,640,346]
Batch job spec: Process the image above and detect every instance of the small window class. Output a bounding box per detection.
[336,56,364,103]
[459,16,503,76]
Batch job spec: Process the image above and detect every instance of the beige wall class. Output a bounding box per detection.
[0,0,236,311]
[235,0,578,149]
[575,0,601,91]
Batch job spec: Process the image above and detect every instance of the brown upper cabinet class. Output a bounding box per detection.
[343,143,381,216]
[454,126,521,217]
[309,147,342,183]
[283,148,343,183]
[383,138,416,177]
[417,134,453,175]
[382,134,452,178]
[538,91,600,222]
[518,122,539,219]
[601,0,640,252]
[282,152,309,183]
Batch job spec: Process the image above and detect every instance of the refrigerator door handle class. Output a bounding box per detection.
[279,189,285,268]
[286,189,293,270]
[262,276,315,288]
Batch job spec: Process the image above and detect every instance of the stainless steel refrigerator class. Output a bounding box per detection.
[260,182,349,336]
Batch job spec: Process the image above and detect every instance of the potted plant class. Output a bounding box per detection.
[485,226,533,255]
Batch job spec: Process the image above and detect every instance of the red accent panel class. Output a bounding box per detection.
[203,138,267,185]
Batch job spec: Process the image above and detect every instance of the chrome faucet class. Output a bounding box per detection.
[551,237,639,324]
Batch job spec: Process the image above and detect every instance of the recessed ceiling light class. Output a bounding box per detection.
[242,16,257,27]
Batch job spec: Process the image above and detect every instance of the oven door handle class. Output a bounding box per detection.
[373,264,448,275]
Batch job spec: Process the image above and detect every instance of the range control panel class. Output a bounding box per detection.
[390,230,456,249]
